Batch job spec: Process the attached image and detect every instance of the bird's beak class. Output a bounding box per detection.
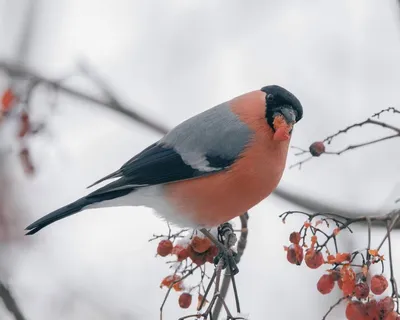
[272,105,296,141]
[279,106,296,126]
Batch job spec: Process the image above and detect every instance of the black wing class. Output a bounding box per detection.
[86,142,235,197]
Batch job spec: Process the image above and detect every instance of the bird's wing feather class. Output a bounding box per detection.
[87,102,254,195]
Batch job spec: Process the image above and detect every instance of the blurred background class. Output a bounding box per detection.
[1,0,400,319]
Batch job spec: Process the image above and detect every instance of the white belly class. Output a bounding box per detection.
[86,185,199,228]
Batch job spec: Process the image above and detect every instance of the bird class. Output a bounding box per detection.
[25,85,303,236]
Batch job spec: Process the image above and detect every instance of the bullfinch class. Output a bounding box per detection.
[25,85,303,235]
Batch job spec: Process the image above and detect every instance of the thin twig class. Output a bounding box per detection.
[160,266,199,320]
[325,134,399,155]
[290,108,400,169]
[321,297,346,320]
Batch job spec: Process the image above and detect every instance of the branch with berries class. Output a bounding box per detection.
[151,221,247,320]
[290,107,400,169]
[281,209,400,319]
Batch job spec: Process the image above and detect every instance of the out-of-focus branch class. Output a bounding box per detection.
[0,281,26,320]
[0,61,169,135]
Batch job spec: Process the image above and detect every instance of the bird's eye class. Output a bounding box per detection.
[267,94,274,102]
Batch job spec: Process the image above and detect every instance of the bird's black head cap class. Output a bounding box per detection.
[261,85,303,132]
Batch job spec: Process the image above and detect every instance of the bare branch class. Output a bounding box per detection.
[322,297,346,320]
[0,281,26,320]
[0,61,169,135]
[324,134,399,155]
[290,107,400,169]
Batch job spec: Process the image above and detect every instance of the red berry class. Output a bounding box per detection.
[191,236,211,253]
[354,282,370,300]
[345,301,367,320]
[378,296,394,317]
[317,274,335,295]
[172,245,190,261]
[178,293,192,309]
[309,141,325,157]
[371,275,388,295]
[289,232,301,244]
[365,299,379,319]
[305,249,324,269]
[205,245,219,263]
[187,246,206,266]
[330,269,341,282]
[157,240,173,257]
[286,244,303,265]
[208,245,219,257]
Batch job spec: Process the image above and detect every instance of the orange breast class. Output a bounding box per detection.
[164,91,290,226]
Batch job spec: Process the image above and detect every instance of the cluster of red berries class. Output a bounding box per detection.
[1,88,35,175]
[157,236,219,266]
[157,236,219,309]
[284,224,399,319]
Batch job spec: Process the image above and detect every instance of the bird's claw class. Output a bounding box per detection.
[214,249,240,275]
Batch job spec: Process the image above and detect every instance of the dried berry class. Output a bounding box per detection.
[309,141,325,157]
[345,301,367,320]
[378,296,394,317]
[371,275,388,295]
[354,282,369,300]
[365,299,379,319]
[205,245,219,263]
[317,274,335,295]
[305,249,324,269]
[172,245,190,261]
[191,236,211,253]
[286,244,303,265]
[178,293,192,309]
[157,240,173,257]
[289,232,301,245]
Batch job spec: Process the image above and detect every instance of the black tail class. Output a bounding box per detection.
[25,197,91,235]
[25,181,135,235]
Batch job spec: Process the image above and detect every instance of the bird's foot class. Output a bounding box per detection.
[200,224,239,275]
